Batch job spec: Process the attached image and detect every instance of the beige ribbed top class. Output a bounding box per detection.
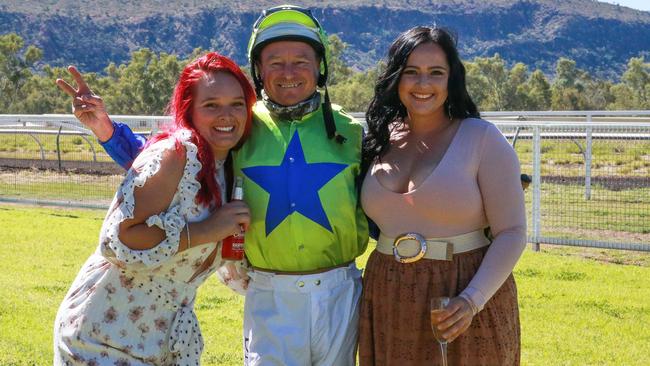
[361,118,527,310]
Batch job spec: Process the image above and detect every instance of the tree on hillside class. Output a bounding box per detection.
[553,57,579,90]
[317,34,373,112]
[609,57,650,110]
[0,33,43,113]
[550,58,615,110]
[464,60,490,111]
[583,78,614,110]
[327,34,353,86]
[525,70,552,110]
[623,57,649,107]
[465,54,510,111]
[103,49,182,115]
[465,55,551,111]
[328,63,381,113]
[507,62,533,111]
[19,65,72,114]
[1,32,646,115]
[551,58,590,110]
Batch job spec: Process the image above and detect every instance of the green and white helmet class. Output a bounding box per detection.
[247,4,331,93]
[247,5,345,144]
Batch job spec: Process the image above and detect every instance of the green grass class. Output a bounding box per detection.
[0,205,244,365]
[0,169,121,204]
[0,134,115,162]
[516,250,650,365]
[1,204,650,365]
[527,183,650,236]
[513,139,650,177]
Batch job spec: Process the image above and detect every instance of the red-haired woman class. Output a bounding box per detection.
[53,52,256,365]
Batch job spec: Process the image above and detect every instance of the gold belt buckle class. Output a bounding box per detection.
[393,233,427,264]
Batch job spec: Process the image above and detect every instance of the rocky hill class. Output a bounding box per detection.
[2,0,650,79]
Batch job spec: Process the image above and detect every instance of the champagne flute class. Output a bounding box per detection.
[431,296,450,366]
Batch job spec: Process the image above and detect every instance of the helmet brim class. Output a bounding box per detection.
[251,23,324,59]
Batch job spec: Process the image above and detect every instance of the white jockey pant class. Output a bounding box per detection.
[243,262,362,366]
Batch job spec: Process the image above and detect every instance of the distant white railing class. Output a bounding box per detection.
[2,111,650,252]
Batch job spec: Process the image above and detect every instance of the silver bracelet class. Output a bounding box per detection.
[185,221,191,249]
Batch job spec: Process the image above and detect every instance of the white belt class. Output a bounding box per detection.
[376,229,490,263]
[250,262,360,293]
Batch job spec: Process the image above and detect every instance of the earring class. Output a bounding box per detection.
[447,102,453,121]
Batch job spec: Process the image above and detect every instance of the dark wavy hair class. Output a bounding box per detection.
[362,26,479,175]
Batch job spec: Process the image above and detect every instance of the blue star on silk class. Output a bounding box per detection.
[242,131,348,236]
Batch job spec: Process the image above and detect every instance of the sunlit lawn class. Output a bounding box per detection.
[1,204,649,365]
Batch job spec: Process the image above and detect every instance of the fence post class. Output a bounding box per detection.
[585,115,593,200]
[56,126,63,171]
[80,135,97,163]
[531,126,542,251]
[27,133,45,161]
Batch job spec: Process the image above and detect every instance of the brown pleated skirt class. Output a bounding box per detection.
[358,246,520,366]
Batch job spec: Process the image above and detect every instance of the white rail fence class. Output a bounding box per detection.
[1,111,649,251]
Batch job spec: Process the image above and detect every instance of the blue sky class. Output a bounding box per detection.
[599,0,650,11]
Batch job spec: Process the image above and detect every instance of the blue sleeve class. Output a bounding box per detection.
[99,121,147,170]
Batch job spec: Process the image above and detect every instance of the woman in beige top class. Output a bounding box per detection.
[358,26,527,365]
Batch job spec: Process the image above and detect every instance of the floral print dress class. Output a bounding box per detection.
[54,130,246,365]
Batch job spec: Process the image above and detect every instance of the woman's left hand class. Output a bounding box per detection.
[217,262,250,296]
[431,296,475,343]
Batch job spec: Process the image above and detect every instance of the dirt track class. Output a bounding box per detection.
[0,158,124,175]
[542,175,650,190]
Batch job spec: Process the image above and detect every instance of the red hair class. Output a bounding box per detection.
[147,52,256,206]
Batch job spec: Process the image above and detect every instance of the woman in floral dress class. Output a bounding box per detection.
[53,52,256,365]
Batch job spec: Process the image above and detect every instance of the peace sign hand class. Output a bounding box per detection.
[56,66,114,142]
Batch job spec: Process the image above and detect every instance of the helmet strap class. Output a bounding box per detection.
[323,87,346,144]
[318,53,328,87]
[250,62,264,97]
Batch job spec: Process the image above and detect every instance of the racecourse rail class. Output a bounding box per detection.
[1,111,649,252]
